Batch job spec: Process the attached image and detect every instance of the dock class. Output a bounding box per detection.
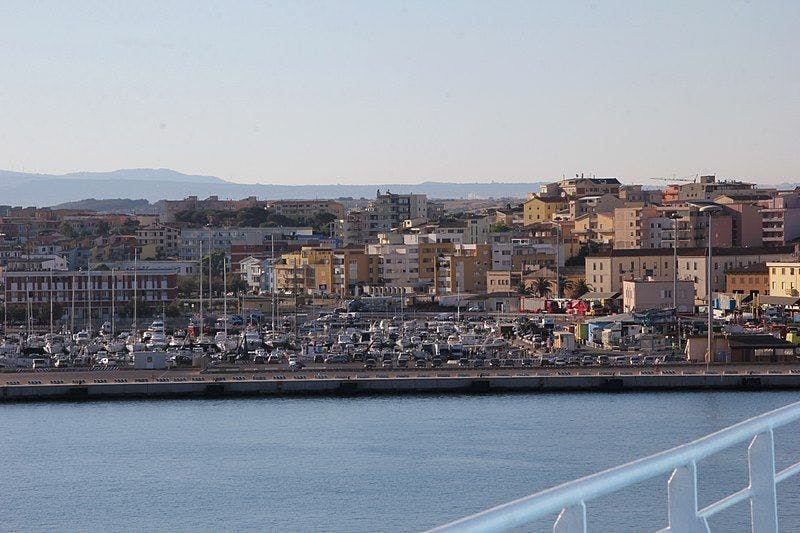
[3,364,800,402]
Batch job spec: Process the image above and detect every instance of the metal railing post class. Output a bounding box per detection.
[748,431,778,532]
[553,502,586,533]
[666,462,709,532]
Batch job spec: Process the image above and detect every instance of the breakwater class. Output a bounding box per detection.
[3,368,800,402]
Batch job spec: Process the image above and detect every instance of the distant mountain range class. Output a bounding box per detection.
[0,168,541,209]
[3,168,794,211]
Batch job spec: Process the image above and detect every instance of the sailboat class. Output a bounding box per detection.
[126,252,145,353]
[215,255,238,352]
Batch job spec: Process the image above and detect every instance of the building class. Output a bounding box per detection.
[756,191,800,247]
[556,176,621,198]
[92,260,199,277]
[332,248,374,296]
[523,196,567,226]
[161,195,261,222]
[486,270,523,293]
[677,175,756,201]
[371,191,428,235]
[766,262,800,297]
[136,224,180,259]
[2,269,178,317]
[268,199,345,220]
[568,194,624,219]
[622,279,694,313]
[685,334,799,363]
[586,246,795,301]
[726,263,769,295]
[433,244,492,295]
[274,247,334,294]
[178,227,313,260]
[238,256,267,293]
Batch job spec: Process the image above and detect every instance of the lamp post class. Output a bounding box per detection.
[546,221,562,299]
[669,212,682,310]
[700,205,722,364]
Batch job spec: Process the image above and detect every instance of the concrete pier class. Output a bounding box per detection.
[3,365,800,402]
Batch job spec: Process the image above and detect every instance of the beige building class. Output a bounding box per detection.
[767,262,800,297]
[622,279,695,313]
[586,246,794,302]
[136,224,180,259]
[270,199,345,220]
[523,196,568,226]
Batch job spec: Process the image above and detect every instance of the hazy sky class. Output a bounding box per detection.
[1,1,798,184]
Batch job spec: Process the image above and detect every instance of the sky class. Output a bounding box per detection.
[0,0,798,185]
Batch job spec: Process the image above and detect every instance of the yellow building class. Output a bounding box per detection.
[274,247,334,294]
[523,195,567,226]
[767,262,800,297]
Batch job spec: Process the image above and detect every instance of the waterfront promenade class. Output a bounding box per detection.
[4,363,800,401]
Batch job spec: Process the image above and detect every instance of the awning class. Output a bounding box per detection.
[757,295,800,306]
[581,292,621,300]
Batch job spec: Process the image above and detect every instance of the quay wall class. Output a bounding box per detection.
[2,373,800,402]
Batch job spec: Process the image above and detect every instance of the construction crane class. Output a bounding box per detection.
[649,174,698,184]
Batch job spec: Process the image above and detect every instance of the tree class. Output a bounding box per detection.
[177,276,199,298]
[571,279,592,299]
[533,277,552,297]
[516,282,531,295]
[59,222,76,239]
[558,277,573,298]
[490,222,513,233]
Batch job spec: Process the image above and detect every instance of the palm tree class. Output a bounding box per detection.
[516,282,531,295]
[558,276,573,298]
[533,277,552,297]
[570,279,592,299]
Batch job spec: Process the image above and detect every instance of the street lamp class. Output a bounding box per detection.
[668,212,682,310]
[545,221,562,298]
[700,205,722,363]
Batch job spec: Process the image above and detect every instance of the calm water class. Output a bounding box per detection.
[2,392,800,532]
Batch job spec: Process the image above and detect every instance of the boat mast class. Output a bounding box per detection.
[223,254,228,338]
[199,240,203,340]
[271,233,276,332]
[207,231,212,321]
[49,266,53,337]
[111,268,116,337]
[133,250,138,338]
[86,264,92,334]
[70,273,75,334]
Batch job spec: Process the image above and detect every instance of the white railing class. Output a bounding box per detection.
[428,400,800,533]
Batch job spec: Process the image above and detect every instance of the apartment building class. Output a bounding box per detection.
[373,191,427,230]
[178,227,313,259]
[433,244,492,294]
[756,192,800,247]
[767,262,800,297]
[568,194,624,219]
[161,195,261,222]
[677,175,756,201]
[268,199,345,220]
[556,177,621,198]
[586,246,794,301]
[3,269,178,312]
[332,248,375,296]
[726,263,769,295]
[274,247,334,294]
[523,196,567,226]
[136,224,180,259]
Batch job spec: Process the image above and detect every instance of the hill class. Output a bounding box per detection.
[0,168,540,206]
